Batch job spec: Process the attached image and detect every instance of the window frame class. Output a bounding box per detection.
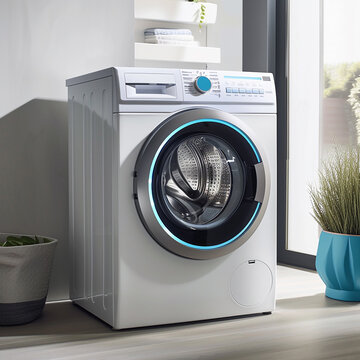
[276,0,316,270]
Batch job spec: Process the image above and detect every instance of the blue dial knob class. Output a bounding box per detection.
[194,76,212,93]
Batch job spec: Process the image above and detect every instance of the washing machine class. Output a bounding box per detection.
[66,67,277,329]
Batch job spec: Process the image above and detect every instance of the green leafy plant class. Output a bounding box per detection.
[323,62,360,146]
[0,235,52,247]
[309,147,360,235]
[188,0,206,29]
[324,62,360,99]
[348,76,360,144]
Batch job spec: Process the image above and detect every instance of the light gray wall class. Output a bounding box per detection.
[134,19,208,70]
[0,0,134,301]
[207,0,243,71]
[0,0,244,301]
[134,0,243,71]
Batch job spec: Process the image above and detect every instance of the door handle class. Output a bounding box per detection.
[254,162,266,203]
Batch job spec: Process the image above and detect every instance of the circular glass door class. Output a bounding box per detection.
[134,108,270,260]
[159,134,243,229]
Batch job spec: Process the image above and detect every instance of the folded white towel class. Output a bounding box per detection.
[144,34,195,41]
[144,39,200,46]
[144,28,192,36]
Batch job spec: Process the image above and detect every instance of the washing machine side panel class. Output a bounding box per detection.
[68,76,115,327]
[114,113,276,329]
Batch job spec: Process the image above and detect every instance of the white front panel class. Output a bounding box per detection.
[114,111,276,329]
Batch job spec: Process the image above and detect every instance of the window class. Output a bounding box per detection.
[277,0,360,268]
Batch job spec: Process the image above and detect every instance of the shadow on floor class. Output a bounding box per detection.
[0,302,117,350]
[0,302,110,336]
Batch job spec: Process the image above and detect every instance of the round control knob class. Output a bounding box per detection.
[194,76,212,93]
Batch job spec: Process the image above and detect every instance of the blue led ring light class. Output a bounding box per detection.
[149,118,261,250]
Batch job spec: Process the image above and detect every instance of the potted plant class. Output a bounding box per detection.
[310,147,360,301]
[0,234,57,325]
[188,0,206,28]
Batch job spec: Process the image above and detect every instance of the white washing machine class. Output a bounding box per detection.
[66,67,277,329]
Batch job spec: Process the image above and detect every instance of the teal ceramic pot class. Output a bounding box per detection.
[316,230,360,301]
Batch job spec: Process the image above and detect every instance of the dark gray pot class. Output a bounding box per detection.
[0,233,57,325]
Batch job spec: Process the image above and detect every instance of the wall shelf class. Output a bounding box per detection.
[134,0,217,24]
[135,43,221,64]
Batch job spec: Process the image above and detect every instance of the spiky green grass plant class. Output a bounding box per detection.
[309,147,360,235]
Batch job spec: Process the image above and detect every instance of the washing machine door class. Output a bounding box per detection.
[134,108,270,260]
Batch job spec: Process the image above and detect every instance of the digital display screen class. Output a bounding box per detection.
[224,75,262,81]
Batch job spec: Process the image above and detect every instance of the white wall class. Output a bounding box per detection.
[134,19,208,69]
[0,0,134,300]
[134,0,243,71]
[207,0,243,71]
[0,0,243,301]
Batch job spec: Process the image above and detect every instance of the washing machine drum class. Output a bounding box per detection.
[162,135,240,227]
[134,108,270,260]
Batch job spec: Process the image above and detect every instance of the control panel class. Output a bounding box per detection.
[68,67,277,113]
[182,70,221,97]
[114,67,275,106]
[224,76,266,95]
[181,70,275,104]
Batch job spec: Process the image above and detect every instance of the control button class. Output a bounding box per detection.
[226,87,232,93]
[232,88,239,93]
[246,89,252,94]
[252,89,260,94]
[259,88,264,94]
[194,76,212,93]
[239,88,246,93]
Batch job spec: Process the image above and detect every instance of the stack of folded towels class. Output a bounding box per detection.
[144,28,199,47]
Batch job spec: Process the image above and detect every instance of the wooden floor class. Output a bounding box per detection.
[1,266,360,360]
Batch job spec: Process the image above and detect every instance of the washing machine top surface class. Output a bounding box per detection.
[66,67,276,114]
